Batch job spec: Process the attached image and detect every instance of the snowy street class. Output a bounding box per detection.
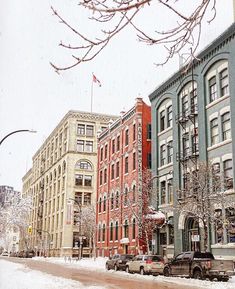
[0,257,235,289]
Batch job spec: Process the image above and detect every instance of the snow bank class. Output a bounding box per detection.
[33,256,235,289]
[0,259,106,289]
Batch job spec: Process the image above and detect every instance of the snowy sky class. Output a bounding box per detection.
[0,0,234,191]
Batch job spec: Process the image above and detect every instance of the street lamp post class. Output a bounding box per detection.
[0,129,37,146]
[69,197,82,260]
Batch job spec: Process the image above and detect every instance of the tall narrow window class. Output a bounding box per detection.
[124,220,129,238]
[77,140,84,152]
[110,223,113,241]
[111,164,115,179]
[117,135,120,151]
[190,88,197,113]
[133,152,136,170]
[160,144,166,166]
[161,181,166,204]
[104,144,108,159]
[209,76,217,102]
[84,175,92,186]
[147,153,152,169]
[103,196,106,212]
[77,124,85,135]
[210,118,219,145]
[110,193,114,210]
[100,148,103,161]
[116,192,119,208]
[98,224,101,241]
[132,218,136,239]
[112,139,115,154]
[86,125,94,136]
[182,95,188,115]
[222,112,231,141]
[116,161,120,178]
[224,159,233,190]
[124,188,128,206]
[86,141,93,152]
[75,174,83,186]
[182,134,189,158]
[132,185,136,203]
[167,141,173,163]
[98,197,102,213]
[125,156,128,174]
[125,129,129,146]
[168,180,173,203]
[102,224,105,242]
[147,124,152,139]
[220,68,229,97]
[167,106,172,127]
[99,171,103,186]
[115,221,119,240]
[160,111,165,132]
[104,168,107,183]
[133,124,136,141]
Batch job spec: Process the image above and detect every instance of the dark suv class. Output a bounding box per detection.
[106,254,134,271]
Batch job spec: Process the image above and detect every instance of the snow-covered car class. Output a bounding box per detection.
[126,255,165,275]
[106,254,134,271]
[1,251,9,257]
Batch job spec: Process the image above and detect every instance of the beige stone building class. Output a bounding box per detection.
[22,110,117,257]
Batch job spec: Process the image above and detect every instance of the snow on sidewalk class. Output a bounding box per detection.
[0,259,106,289]
[33,256,235,289]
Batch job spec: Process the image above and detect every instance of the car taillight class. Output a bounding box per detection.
[146,260,152,264]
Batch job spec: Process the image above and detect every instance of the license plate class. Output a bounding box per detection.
[219,272,225,275]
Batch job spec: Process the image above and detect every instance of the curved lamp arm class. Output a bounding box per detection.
[0,129,37,146]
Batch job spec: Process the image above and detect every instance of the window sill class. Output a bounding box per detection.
[207,139,232,151]
[206,94,230,109]
[158,126,172,137]
[158,162,173,171]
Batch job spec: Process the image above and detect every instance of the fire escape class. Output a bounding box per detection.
[176,71,199,201]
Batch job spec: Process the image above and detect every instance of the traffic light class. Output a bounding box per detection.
[28,226,32,234]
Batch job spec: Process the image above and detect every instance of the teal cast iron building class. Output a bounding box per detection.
[149,23,235,260]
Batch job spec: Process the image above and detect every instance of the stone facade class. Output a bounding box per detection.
[149,23,235,260]
[22,110,117,257]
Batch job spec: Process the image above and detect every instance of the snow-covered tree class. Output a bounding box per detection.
[175,161,235,251]
[50,0,217,72]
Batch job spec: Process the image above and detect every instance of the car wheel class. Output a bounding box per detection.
[193,270,202,280]
[217,277,229,282]
[114,264,118,271]
[106,263,110,271]
[140,267,145,275]
[163,267,170,277]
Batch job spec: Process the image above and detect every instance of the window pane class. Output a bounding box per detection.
[209,76,217,102]
[75,174,83,186]
[77,124,85,135]
[84,175,92,186]
[77,140,84,152]
[86,125,94,136]
[86,141,93,152]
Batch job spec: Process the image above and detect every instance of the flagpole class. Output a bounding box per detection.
[91,74,94,113]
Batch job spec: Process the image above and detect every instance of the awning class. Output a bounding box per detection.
[120,238,130,244]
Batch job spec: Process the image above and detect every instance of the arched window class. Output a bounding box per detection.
[132,218,136,239]
[75,160,92,170]
[115,221,119,240]
[103,196,106,212]
[58,165,61,176]
[98,197,102,213]
[102,224,106,241]
[110,222,113,241]
[115,192,119,208]
[63,161,66,173]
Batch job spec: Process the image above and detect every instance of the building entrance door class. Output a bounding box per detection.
[185,217,200,251]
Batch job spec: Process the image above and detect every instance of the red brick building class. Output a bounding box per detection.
[96,98,151,257]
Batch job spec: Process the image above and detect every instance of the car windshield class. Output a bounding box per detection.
[145,255,163,262]
[121,255,133,260]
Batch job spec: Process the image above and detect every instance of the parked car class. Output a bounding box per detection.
[1,251,9,257]
[106,254,134,271]
[126,255,164,275]
[17,251,24,258]
[163,251,235,282]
